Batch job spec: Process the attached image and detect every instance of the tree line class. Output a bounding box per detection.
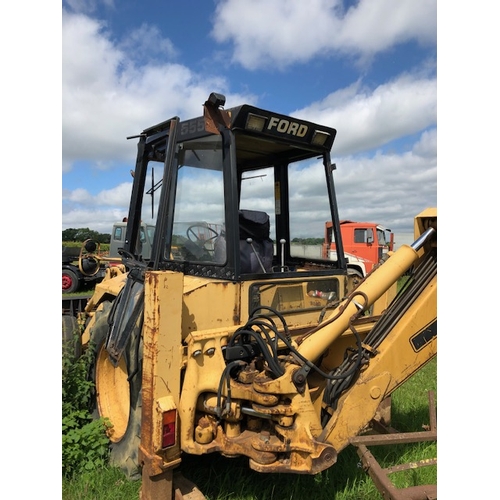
[62,228,111,244]
[291,237,324,245]
[62,228,323,246]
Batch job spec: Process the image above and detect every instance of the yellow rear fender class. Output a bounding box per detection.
[81,266,127,346]
[85,266,127,312]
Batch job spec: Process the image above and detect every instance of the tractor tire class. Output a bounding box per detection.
[62,268,80,294]
[89,301,143,480]
[62,314,82,359]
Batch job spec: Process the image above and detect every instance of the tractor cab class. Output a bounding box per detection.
[122,92,348,282]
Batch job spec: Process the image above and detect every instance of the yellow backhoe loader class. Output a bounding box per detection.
[75,93,437,499]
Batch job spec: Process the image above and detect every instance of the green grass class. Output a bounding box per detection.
[62,358,436,500]
[63,286,96,297]
[62,467,141,500]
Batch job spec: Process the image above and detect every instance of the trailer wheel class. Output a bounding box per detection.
[62,314,82,359]
[89,301,143,479]
[62,268,80,293]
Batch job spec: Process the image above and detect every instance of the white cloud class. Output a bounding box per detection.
[62,10,255,173]
[293,72,436,155]
[412,128,437,158]
[118,23,178,62]
[62,208,126,233]
[95,182,133,206]
[332,138,437,232]
[335,0,436,58]
[212,0,436,70]
[64,187,93,204]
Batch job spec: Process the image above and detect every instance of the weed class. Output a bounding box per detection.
[62,329,111,478]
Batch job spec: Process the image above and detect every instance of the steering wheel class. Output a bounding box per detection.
[186,224,219,245]
[180,224,219,261]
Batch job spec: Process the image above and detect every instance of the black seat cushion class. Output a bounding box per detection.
[239,210,273,273]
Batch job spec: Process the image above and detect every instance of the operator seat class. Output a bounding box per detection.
[239,210,273,273]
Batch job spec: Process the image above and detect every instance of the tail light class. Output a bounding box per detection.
[162,409,177,448]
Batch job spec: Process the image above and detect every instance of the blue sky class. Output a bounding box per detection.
[62,0,438,238]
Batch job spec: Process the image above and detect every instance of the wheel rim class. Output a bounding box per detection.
[96,344,130,442]
[62,274,73,290]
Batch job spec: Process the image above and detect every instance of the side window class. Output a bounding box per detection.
[114,226,123,241]
[377,229,386,245]
[140,228,146,243]
[354,228,366,244]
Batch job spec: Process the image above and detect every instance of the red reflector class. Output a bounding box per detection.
[162,410,177,448]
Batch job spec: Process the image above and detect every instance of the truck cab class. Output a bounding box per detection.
[323,220,394,275]
[109,221,155,261]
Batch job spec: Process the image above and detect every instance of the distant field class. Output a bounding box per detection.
[63,241,110,252]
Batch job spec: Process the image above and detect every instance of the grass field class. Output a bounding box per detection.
[62,357,437,500]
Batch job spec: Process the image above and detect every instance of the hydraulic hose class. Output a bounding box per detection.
[322,245,437,413]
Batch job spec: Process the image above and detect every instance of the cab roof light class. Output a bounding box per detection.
[311,130,330,146]
[245,113,267,132]
[162,409,177,448]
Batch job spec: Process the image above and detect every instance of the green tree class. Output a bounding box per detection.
[291,237,324,245]
[62,228,111,244]
[62,228,80,242]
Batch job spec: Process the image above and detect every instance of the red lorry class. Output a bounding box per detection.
[322,220,394,277]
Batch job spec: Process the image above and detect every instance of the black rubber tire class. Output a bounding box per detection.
[62,314,82,359]
[62,268,80,294]
[89,301,143,480]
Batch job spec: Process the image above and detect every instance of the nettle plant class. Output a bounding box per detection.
[62,326,112,478]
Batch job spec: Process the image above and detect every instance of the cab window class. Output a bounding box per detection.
[113,226,123,241]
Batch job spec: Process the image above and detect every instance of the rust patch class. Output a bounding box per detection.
[203,104,231,135]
